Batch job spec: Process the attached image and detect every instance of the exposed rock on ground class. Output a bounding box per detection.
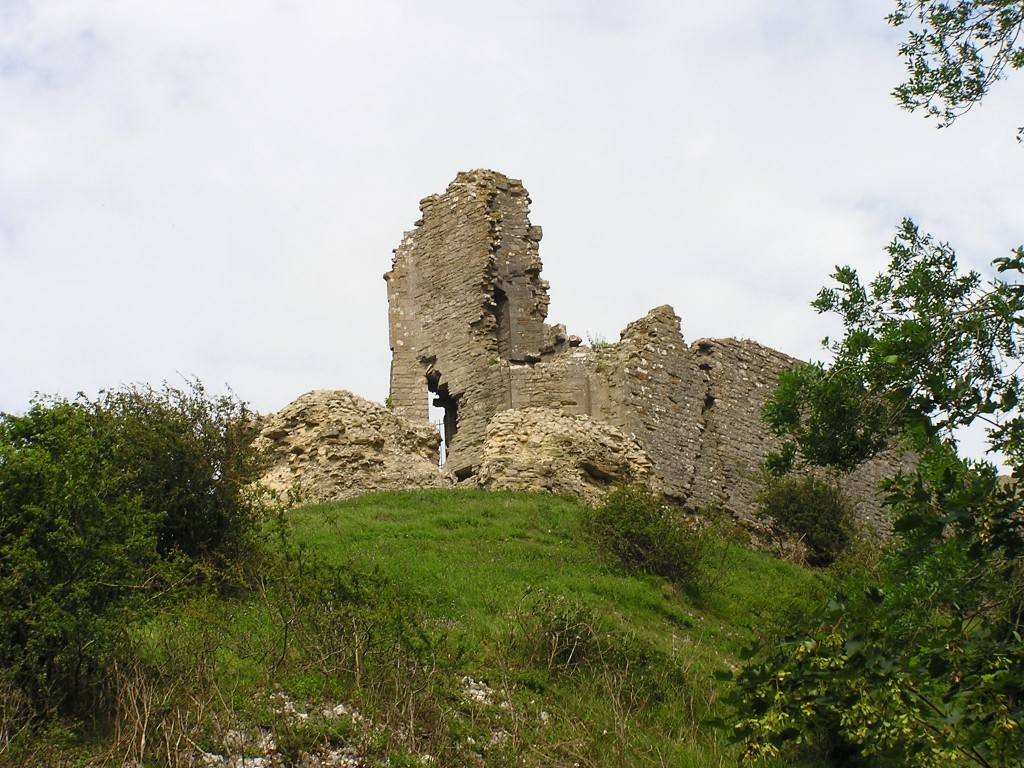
[474,408,657,506]
[256,390,451,505]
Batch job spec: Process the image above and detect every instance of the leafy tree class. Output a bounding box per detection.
[889,0,1024,136]
[727,229,1024,765]
[764,219,1024,474]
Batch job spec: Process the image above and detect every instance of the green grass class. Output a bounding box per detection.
[290,491,694,634]
[13,489,827,767]
[270,489,826,766]
[290,489,823,641]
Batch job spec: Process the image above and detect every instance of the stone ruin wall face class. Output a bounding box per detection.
[384,171,571,478]
[386,170,897,528]
[507,305,705,500]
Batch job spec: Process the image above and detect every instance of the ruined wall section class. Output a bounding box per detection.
[507,353,600,414]
[507,312,807,514]
[685,339,800,517]
[501,309,890,525]
[603,306,707,501]
[488,188,563,362]
[506,306,710,502]
[384,169,905,529]
[676,338,903,528]
[385,170,564,476]
[840,452,912,534]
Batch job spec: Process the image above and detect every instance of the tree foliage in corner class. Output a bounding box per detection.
[726,6,1024,763]
[0,381,266,721]
[764,219,1024,475]
[732,233,1024,765]
[889,0,1024,136]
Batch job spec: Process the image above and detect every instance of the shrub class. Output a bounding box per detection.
[511,591,604,672]
[0,381,267,721]
[757,474,852,567]
[0,398,158,717]
[586,485,702,589]
[101,381,266,563]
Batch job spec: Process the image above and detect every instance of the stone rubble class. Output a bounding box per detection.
[474,408,657,506]
[190,693,372,768]
[255,390,452,505]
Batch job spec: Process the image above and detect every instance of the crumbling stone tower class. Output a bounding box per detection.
[385,170,902,530]
[384,170,571,477]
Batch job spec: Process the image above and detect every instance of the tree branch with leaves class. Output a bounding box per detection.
[889,0,1024,137]
[727,224,1024,766]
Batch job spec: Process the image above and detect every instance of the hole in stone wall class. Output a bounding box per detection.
[426,370,458,467]
[428,393,447,466]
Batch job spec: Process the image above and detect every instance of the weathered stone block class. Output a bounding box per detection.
[256,390,451,505]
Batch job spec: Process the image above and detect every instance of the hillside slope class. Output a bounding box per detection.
[12,490,825,767]
[263,490,824,767]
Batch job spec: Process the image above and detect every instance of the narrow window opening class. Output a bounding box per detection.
[426,371,458,467]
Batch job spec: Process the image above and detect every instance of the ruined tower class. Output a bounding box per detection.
[385,170,901,530]
[384,170,571,477]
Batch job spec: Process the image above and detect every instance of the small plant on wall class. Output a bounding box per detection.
[586,332,613,351]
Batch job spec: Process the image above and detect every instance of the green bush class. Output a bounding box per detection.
[585,485,702,589]
[0,398,160,717]
[0,382,267,721]
[101,381,266,562]
[757,474,852,567]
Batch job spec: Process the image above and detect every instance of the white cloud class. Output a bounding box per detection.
[1,0,1021,417]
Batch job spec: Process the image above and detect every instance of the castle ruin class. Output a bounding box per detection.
[385,170,896,526]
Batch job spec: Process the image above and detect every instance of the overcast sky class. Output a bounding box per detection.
[2,0,1022,417]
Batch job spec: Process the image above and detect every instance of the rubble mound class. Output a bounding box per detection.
[256,390,451,505]
[475,408,657,506]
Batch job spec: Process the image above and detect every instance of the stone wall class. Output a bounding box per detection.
[385,170,903,526]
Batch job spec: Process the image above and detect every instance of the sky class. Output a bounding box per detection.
[2,0,1022,419]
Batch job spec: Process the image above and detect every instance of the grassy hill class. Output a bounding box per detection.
[277,490,825,766]
[14,489,827,767]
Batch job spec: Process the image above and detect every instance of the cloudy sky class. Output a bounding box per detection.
[2,0,1022,417]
